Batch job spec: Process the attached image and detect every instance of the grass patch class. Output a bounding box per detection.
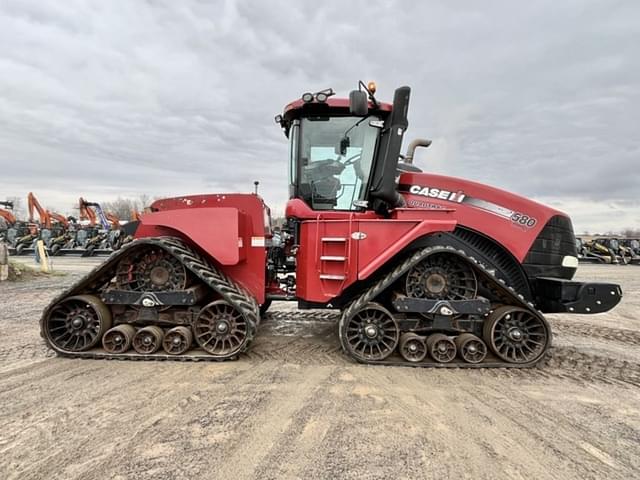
[7,260,43,281]
[5,260,71,281]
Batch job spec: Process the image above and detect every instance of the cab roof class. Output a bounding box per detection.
[283,97,392,120]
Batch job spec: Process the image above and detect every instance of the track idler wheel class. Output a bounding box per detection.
[44,295,112,352]
[163,326,193,355]
[426,334,456,363]
[455,333,487,364]
[399,333,427,363]
[483,306,550,364]
[340,302,399,362]
[102,325,136,354]
[193,300,249,358]
[132,326,164,354]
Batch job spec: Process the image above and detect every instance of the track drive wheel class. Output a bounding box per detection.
[163,326,193,355]
[340,302,399,362]
[102,324,136,354]
[405,253,477,301]
[454,333,487,364]
[44,295,112,352]
[483,306,550,364]
[132,326,164,354]
[115,248,188,291]
[193,300,249,358]
[399,333,428,363]
[426,334,456,363]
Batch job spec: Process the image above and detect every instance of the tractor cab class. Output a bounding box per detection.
[277,82,410,214]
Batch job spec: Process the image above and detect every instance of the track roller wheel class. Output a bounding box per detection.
[340,302,399,362]
[399,333,428,363]
[102,325,136,354]
[132,326,164,354]
[163,326,193,355]
[483,306,550,364]
[44,295,112,352]
[426,334,456,363]
[193,300,249,358]
[454,333,487,364]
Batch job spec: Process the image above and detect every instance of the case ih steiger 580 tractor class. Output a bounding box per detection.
[41,82,622,367]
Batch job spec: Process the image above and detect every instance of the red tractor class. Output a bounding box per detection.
[41,82,622,367]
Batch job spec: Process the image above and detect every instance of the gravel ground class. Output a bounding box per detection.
[1,259,639,479]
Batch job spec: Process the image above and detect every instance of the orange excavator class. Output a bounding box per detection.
[0,200,17,244]
[26,192,75,255]
[27,192,69,229]
[28,192,51,228]
[79,197,119,229]
[78,197,121,255]
[79,197,97,225]
[0,200,16,226]
[106,212,120,229]
[49,211,69,229]
[131,208,143,222]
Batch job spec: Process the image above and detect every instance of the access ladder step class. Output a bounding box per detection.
[320,255,346,261]
[319,274,346,281]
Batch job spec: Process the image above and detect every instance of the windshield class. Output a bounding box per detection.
[293,116,380,210]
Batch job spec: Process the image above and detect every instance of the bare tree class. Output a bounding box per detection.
[138,194,152,211]
[621,228,640,238]
[102,197,139,221]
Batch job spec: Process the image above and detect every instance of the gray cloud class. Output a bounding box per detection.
[1,0,638,232]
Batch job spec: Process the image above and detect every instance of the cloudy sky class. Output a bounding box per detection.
[1,0,638,232]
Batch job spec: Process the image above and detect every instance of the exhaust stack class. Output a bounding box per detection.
[404,139,432,164]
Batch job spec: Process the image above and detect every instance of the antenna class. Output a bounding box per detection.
[254,181,259,195]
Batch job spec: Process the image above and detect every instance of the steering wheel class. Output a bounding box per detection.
[342,152,361,166]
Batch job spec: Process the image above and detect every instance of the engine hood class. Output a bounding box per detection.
[398,172,569,262]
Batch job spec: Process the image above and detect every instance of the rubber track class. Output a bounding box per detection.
[338,245,551,368]
[40,236,259,361]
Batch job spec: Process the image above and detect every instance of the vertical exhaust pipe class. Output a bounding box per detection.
[404,139,432,164]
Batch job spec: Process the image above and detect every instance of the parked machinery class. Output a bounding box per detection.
[25,192,76,256]
[47,214,73,256]
[579,238,618,264]
[78,198,114,256]
[621,239,640,262]
[41,82,622,367]
[602,238,640,265]
[13,223,39,255]
[0,200,16,242]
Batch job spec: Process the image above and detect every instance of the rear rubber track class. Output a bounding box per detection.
[40,236,259,361]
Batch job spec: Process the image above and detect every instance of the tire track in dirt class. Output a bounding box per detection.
[551,319,640,345]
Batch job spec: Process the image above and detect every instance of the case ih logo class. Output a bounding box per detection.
[403,183,538,229]
[408,185,466,203]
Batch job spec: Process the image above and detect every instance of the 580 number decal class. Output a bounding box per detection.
[511,212,537,228]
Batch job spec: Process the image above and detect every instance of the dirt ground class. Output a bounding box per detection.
[1,258,639,479]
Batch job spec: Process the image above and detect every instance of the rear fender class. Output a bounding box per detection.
[134,208,266,303]
[135,208,247,265]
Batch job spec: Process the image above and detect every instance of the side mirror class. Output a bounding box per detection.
[349,90,368,116]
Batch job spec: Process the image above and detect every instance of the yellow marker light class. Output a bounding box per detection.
[367,81,377,94]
